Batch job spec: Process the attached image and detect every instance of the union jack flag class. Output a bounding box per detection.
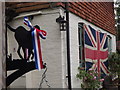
[84,24,109,77]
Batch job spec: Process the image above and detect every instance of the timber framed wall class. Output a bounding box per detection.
[0,2,6,89]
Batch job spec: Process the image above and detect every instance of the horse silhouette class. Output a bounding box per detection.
[7,24,40,60]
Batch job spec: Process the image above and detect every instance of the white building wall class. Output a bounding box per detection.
[7,8,63,88]
[7,7,116,88]
[69,12,116,88]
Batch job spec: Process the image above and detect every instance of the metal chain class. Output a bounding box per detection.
[39,66,51,90]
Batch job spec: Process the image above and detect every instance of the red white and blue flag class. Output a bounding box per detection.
[23,16,47,71]
[84,24,109,77]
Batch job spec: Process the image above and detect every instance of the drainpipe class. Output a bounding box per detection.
[65,2,72,90]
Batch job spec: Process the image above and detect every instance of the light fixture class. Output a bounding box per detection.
[56,15,66,31]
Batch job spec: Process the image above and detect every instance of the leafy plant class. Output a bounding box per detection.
[76,68,104,89]
[108,52,120,74]
[108,52,120,89]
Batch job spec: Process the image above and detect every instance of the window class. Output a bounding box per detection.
[107,35,112,54]
[78,23,85,68]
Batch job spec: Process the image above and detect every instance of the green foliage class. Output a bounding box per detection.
[76,68,104,89]
[108,52,120,75]
[117,25,120,40]
[116,6,120,40]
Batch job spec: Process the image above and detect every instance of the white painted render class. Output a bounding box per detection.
[69,12,116,88]
[7,7,116,88]
[7,8,63,88]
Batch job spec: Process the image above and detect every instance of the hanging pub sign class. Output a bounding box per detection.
[6,16,48,87]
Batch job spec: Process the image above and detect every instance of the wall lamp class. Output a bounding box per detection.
[56,15,67,31]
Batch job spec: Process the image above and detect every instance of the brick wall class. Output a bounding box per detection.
[6,2,116,35]
[68,2,116,35]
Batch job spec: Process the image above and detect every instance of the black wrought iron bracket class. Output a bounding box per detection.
[6,56,46,87]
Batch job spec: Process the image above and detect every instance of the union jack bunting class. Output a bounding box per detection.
[84,24,109,77]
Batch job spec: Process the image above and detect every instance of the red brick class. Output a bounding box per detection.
[6,2,116,35]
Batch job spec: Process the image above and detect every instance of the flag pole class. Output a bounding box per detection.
[65,2,72,90]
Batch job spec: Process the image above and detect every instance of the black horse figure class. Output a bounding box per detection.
[7,24,40,60]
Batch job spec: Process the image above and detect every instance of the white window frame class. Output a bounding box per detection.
[78,23,85,68]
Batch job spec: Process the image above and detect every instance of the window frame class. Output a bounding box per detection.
[107,35,112,54]
[78,23,85,68]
